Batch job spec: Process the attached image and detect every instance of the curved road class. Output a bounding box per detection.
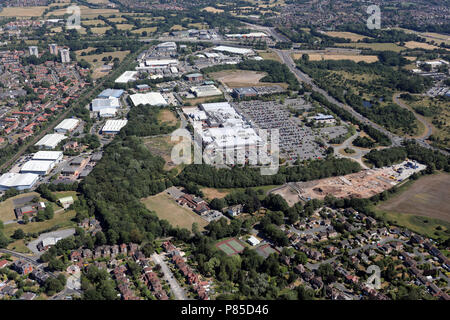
[333,132,370,169]
[393,93,433,140]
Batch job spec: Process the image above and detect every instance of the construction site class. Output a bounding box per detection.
[271,160,426,205]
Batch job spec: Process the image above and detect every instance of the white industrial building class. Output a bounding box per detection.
[99,108,118,118]
[225,32,267,39]
[115,71,139,84]
[190,85,222,97]
[156,41,177,52]
[129,92,168,106]
[35,133,67,149]
[102,119,128,134]
[138,59,179,70]
[182,107,207,121]
[213,46,254,55]
[54,118,80,133]
[20,160,56,175]
[0,173,40,191]
[91,97,120,111]
[32,151,63,163]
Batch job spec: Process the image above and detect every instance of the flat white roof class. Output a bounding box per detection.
[32,151,63,161]
[102,119,128,133]
[91,97,120,110]
[213,46,254,55]
[21,160,55,174]
[54,118,80,132]
[99,108,118,117]
[130,92,168,106]
[225,32,267,38]
[0,173,39,188]
[35,133,67,149]
[115,71,138,83]
[190,85,222,97]
[145,59,178,66]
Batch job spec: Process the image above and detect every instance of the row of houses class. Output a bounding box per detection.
[163,241,210,300]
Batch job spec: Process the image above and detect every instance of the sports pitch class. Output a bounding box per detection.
[216,238,246,255]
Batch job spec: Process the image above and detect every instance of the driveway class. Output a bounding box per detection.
[26,228,75,256]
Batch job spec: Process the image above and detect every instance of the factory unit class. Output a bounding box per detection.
[129,92,168,106]
[91,97,120,111]
[32,151,63,163]
[20,160,56,175]
[190,85,222,98]
[102,119,128,134]
[35,133,67,149]
[155,41,177,53]
[54,118,80,134]
[213,46,254,56]
[99,108,118,118]
[98,89,124,99]
[185,73,204,81]
[115,71,139,84]
[0,173,40,191]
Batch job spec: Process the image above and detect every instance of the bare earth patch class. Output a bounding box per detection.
[201,188,230,200]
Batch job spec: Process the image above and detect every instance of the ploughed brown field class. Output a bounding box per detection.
[377,173,450,223]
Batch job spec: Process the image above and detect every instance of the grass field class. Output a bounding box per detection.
[7,239,32,254]
[202,6,224,13]
[336,42,405,52]
[257,50,283,63]
[209,69,289,89]
[91,26,112,34]
[81,19,106,26]
[143,135,180,171]
[141,193,208,231]
[3,210,77,237]
[0,192,40,222]
[131,27,158,35]
[45,5,119,18]
[404,41,441,50]
[0,6,47,17]
[201,188,230,200]
[324,31,370,41]
[375,173,450,240]
[305,54,379,63]
[116,24,134,30]
[201,185,281,201]
[158,110,179,127]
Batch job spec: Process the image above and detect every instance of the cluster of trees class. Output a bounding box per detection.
[310,92,391,146]
[365,141,450,171]
[177,158,361,189]
[352,136,375,148]
[121,105,177,137]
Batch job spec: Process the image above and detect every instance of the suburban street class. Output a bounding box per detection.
[151,253,188,300]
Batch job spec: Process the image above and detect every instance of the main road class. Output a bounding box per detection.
[274,49,449,156]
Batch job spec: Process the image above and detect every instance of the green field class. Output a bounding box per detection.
[0,192,40,222]
[336,42,405,52]
[141,192,208,231]
[3,210,77,237]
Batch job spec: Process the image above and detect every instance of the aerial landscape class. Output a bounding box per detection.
[0,0,449,308]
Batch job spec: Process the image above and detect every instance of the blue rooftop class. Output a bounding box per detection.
[98,89,124,99]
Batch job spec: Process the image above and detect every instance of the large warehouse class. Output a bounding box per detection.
[98,89,124,99]
[102,119,128,134]
[91,97,120,111]
[213,46,254,55]
[20,160,55,175]
[54,118,80,133]
[190,85,222,98]
[35,133,67,149]
[32,151,63,163]
[115,71,138,84]
[129,92,168,106]
[0,173,40,191]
